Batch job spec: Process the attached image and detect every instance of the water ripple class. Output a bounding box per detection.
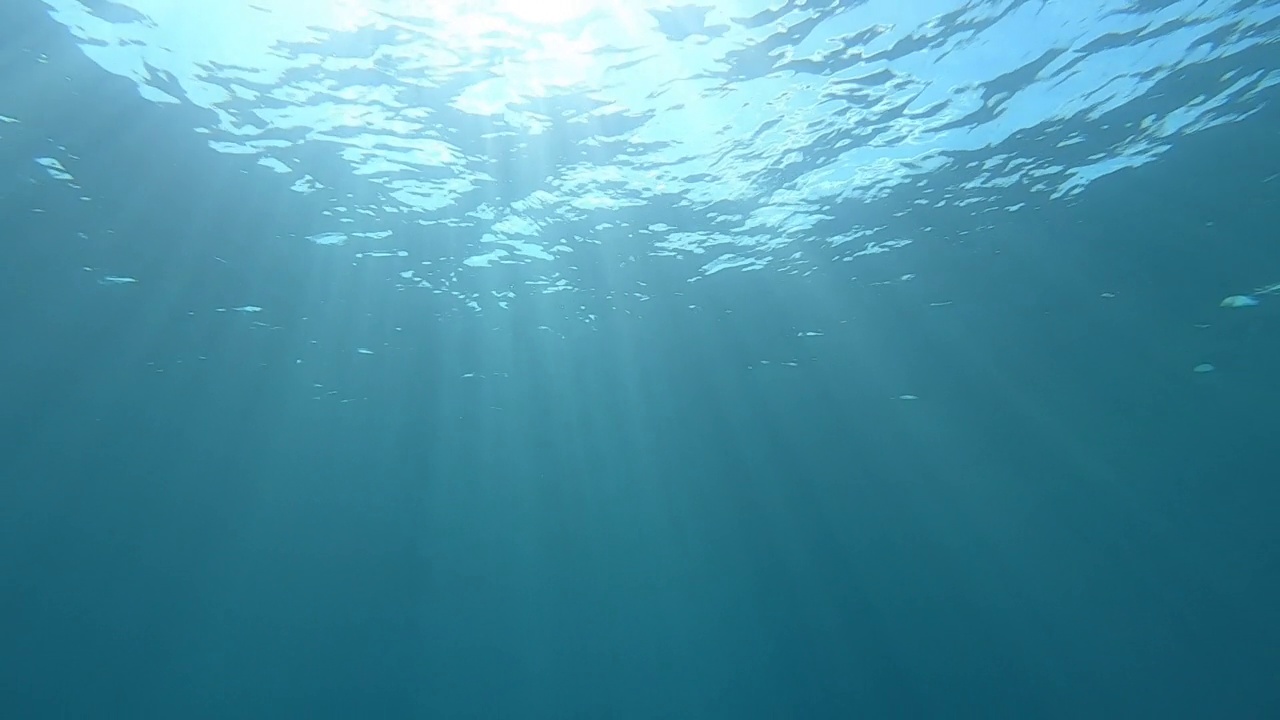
[37,0,1280,302]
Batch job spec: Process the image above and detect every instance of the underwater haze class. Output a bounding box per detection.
[2,0,1280,716]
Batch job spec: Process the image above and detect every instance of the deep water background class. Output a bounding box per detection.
[3,1,1280,717]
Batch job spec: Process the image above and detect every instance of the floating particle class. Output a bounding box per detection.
[1192,363,1215,373]
[1220,295,1259,308]
[894,394,920,400]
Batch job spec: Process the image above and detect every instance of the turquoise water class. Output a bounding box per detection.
[2,0,1279,716]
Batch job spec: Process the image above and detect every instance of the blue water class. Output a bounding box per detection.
[2,0,1280,716]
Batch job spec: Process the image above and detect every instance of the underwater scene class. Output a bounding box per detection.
[2,0,1279,716]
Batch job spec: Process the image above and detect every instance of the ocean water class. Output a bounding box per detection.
[2,0,1279,716]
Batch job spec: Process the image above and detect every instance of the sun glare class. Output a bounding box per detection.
[393,0,607,27]
[493,0,601,25]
